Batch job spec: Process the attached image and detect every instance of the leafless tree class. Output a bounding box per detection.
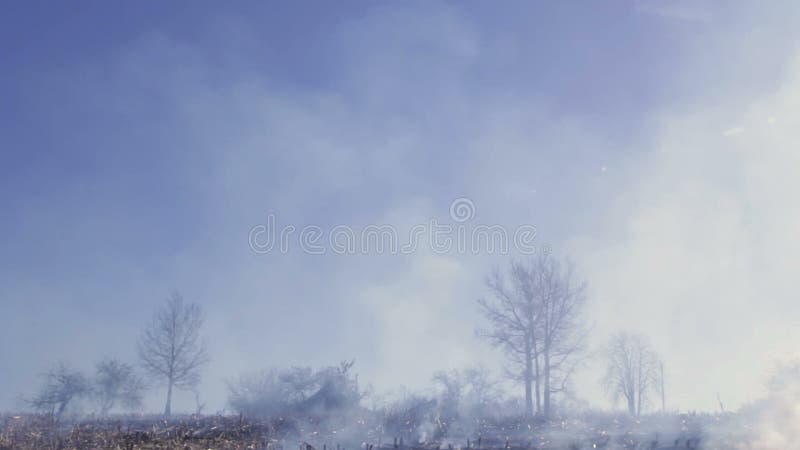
[536,255,588,417]
[138,291,208,416]
[192,388,206,415]
[432,369,463,424]
[432,366,503,418]
[29,361,91,418]
[477,261,539,418]
[477,254,587,418]
[93,358,145,416]
[460,366,503,410]
[603,332,661,416]
[432,370,463,404]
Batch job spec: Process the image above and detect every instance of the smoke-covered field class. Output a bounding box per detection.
[0,410,787,450]
[5,2,800,449]
[12,352,800,449]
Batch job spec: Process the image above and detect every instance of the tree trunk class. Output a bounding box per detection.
[534,354,541,416]
[164,380,173,416]
[543,349,551,417]
[524,344,533,419]
[56,401,67,418]
[636,392,642,417]
[627,394,636,416]
[660,362,666,413]
[636,361,644,416]
[637,390,643,416]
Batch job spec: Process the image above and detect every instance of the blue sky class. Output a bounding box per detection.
[2,1,800,413]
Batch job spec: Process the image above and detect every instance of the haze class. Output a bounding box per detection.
[2,1,799,416]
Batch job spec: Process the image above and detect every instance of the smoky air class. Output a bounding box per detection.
[2,2,799,449]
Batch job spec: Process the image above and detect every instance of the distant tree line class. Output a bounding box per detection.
[29,291,208,418]
[28,252,667,422]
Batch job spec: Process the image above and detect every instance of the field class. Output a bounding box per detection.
[0,414,276,449]
[0,412,750,450]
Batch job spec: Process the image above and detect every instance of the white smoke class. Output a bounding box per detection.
[738,360,800,449]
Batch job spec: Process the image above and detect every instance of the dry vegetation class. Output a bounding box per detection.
[0,414,278,450]
[0,412,749,450]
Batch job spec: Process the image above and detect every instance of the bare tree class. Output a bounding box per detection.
[192,388,206,415]
[94,358,145,416]
[432,369,463,425]
[477,254,587,418]
[477,260,539,418]
[460,366,503,410]
[535,255,588,417]
[432,366,503,419]
[603,332,661,416]
[138,292,208,416]
[29,361,91,418]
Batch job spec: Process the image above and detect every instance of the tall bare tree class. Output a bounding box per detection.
[477,260,539,418]
[535,254,588,417]
[138,292,208,416]
[602,332,661,416]
[477,254,587,418]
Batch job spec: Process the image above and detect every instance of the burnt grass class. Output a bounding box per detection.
[0,412,746,450]
[0,414,279,450]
